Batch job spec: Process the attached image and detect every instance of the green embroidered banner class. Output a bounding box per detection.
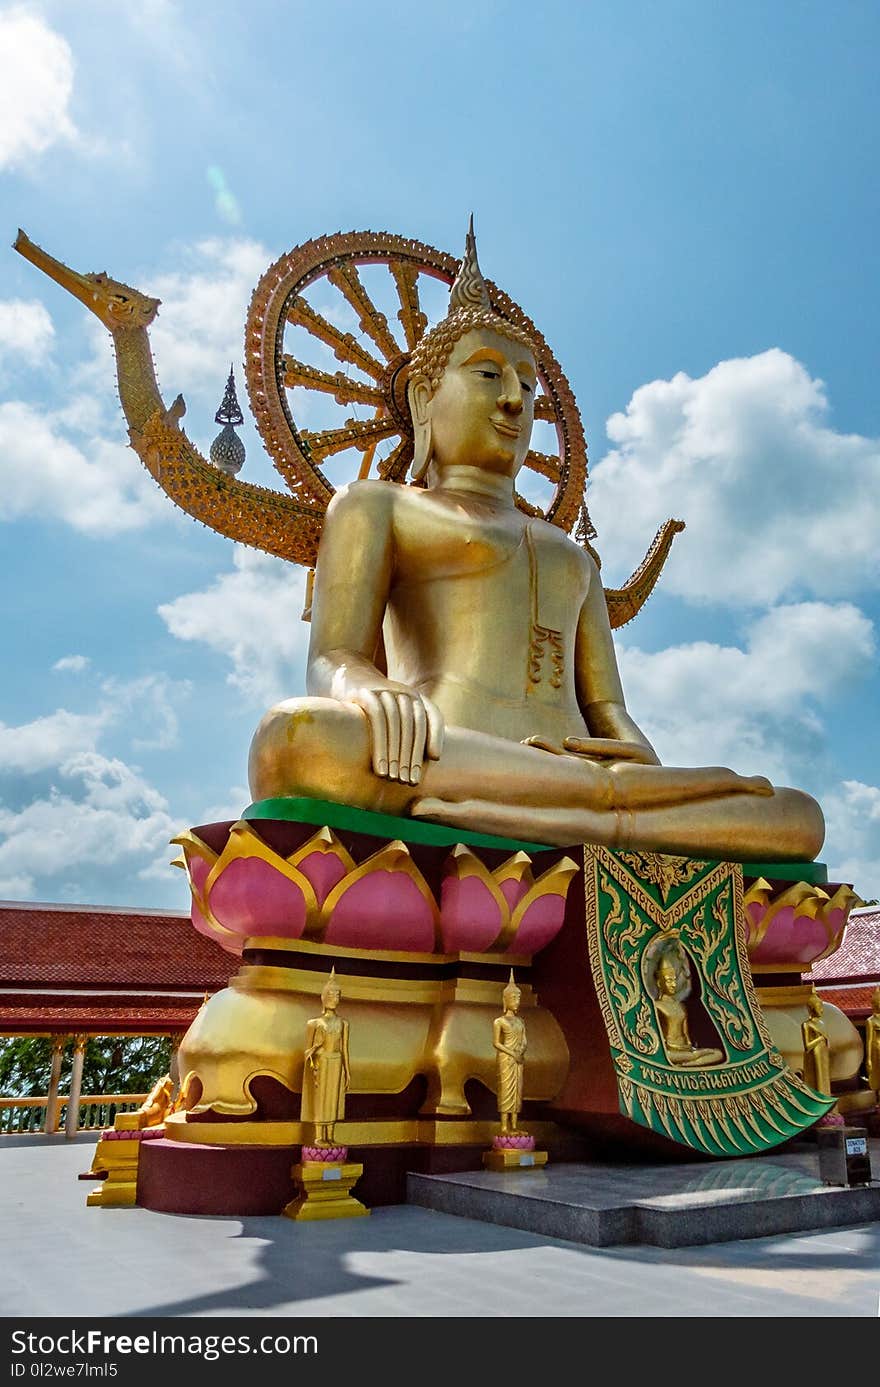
[585,847,834,1156]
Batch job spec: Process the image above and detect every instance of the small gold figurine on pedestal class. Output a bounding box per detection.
[802,988,833,1098]
[86,1074,178,1208]
[483,972,548,1171]
[865,988,880,1099]
[283,970,368,1221]
[113,1073,177,1131]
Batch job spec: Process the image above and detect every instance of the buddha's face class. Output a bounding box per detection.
[322,983,340,1011]
[503,985,521,1012]
[413,327,537,476]
[657,959,679,997]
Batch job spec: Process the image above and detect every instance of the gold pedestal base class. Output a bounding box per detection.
[482,1147,548,1172]
[86,1139,140,1207]
[282,1161,370,1221]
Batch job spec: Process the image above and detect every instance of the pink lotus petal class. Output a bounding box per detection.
[296,850,348,907]
[324,871,434,951]
[508,895,566,956]
[439,876,504,952]
[209,858,309,940]
[748,905,831,967]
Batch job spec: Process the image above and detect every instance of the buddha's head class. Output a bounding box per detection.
[653,945,690,1000]
[807,989,824,1019]
[321,967,341,1012]
[502,969,521,1013]
[407,221,537,482]
[872,987,880,1016]
[656,956,679,998]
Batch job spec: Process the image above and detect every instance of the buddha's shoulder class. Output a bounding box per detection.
[325,479,399,524]
[530,514,597,571]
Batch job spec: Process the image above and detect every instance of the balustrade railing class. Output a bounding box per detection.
[0,1094,148,1135]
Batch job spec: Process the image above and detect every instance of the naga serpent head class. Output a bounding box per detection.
[14,229,160,330]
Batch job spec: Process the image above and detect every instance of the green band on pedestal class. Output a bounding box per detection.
[243,797,555,852]
[243,797,828,881]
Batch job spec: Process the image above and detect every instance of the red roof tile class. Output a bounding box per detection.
[808,907,880,984]
[0,1003,203,1033]
[813,984,878,1019]
[0,901,232,990]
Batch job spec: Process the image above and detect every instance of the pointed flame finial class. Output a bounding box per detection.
[448,213,491,313]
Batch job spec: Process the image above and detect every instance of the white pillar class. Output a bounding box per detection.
[44,1036,66,1133]
[64,1035,87,1139]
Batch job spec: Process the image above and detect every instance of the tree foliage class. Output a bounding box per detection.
[0,1035,171,1096]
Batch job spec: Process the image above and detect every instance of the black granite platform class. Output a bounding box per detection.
[406,1140,880,1248]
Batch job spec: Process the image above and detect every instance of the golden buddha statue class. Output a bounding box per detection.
[301,969,351,1146]
[492,971,527,1133]
[649,946,724,1067]
[249,226,824,863]
[115,1072,176,1130]
[866,988,880,1095]
[801,988,832,1095]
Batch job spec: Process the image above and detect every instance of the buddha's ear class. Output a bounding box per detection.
[408,374,433,482]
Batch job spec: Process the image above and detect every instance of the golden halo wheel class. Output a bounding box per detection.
[244,230,588,536]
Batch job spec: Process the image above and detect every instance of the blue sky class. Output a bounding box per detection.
[1,0,878,907]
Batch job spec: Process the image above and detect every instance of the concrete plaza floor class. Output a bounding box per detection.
[1,1134,878,1318]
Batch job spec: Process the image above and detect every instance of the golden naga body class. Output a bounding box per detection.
[15,223,824,861]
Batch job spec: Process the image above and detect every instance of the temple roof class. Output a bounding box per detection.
[0,900,233,1035]
[808,906,880,986]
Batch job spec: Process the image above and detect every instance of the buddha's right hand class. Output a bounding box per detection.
[347,682,445,786]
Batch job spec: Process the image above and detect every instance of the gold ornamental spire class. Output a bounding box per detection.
[448,214,491,313]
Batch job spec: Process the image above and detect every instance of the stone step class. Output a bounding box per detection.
[406,1140,880,1248]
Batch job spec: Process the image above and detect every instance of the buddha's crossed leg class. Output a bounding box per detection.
[249,696,824,861]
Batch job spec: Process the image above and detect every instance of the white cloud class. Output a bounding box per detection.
[0,9,78,169]
[0,752,177,899]
[0,708,108,775]
[0,679,192,902]
[52,655,90,674]
[820,781,880,898]
[158,546,308,706]
[617,600,876,783]
[0,299,54,368]
[147,239,270,397]
[0,676,187,778]
[589,350,880,605]
[100,674,188,752]
[197,785,252,825]
[0,400,168,534]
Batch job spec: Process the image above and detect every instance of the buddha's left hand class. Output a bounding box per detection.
[522,734,660,765]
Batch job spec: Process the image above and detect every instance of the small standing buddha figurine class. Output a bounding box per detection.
[301,968,351,1147]
[652,946,724,1068]
[492,970,527,1134]
[801,988,832,1096]
[483,972,547,1171]
[866,988,880,1097]
[286,970,367,1220]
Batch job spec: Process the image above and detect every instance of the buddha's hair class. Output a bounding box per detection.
[409,307,535,392]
